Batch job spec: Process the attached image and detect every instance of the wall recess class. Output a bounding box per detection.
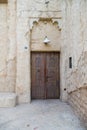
[69,57,72,69]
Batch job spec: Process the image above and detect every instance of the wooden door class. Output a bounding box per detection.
[31,52,60,99]
[46,53,60,98]
[31,53,45,99]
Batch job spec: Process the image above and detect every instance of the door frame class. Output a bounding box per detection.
[30,51,60,100]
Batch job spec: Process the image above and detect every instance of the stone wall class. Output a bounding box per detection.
[31,20,61,51]
[64,1,87,126]
[68,87,87,127]
[65,0,87,94]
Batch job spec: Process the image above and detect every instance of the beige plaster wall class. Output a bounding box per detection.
[64,0,87,94]
[0,0,16,92]
[62,1,87,95]
[0,4,8,91]
[16,0,31,103]
[6,0,16,92]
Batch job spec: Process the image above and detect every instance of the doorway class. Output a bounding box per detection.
[31,52,60,99]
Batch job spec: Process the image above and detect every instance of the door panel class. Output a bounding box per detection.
[31,52,60,99]
[31,53,45,99]
[46,53,60,98]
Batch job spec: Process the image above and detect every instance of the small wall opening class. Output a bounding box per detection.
[69,57,72,69]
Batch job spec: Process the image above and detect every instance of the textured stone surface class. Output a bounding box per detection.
[0,100,86,130]
[68,88,87,127]
[0,93,17,107]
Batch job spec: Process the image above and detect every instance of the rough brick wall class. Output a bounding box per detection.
[68,88,87,127]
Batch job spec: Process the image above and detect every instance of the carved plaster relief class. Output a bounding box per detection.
[30,18,62,51]
[29,18,62,31]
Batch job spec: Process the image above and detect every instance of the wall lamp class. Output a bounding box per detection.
[43,36,50,44]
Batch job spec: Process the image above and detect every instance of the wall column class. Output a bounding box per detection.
[6,0,16,92]
[16,1,31,103]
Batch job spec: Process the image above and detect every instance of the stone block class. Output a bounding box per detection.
[0,93,17,107]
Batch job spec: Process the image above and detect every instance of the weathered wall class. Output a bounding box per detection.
[63,0,87,125]
[68,88,87,127]
[65,0,87,93]
[7,0,16,92]
[16,0,31,103]
[0,0,16,92]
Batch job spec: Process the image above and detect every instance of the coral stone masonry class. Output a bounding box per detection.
[0,0,87,127]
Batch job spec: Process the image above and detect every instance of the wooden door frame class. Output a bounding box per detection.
[30,51,60,100]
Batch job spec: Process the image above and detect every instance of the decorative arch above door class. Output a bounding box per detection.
[30,18,62,51]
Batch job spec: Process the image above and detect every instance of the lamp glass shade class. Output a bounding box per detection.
[43,36,50,44]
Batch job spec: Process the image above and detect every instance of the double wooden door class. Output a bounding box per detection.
[31,52,60,99]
